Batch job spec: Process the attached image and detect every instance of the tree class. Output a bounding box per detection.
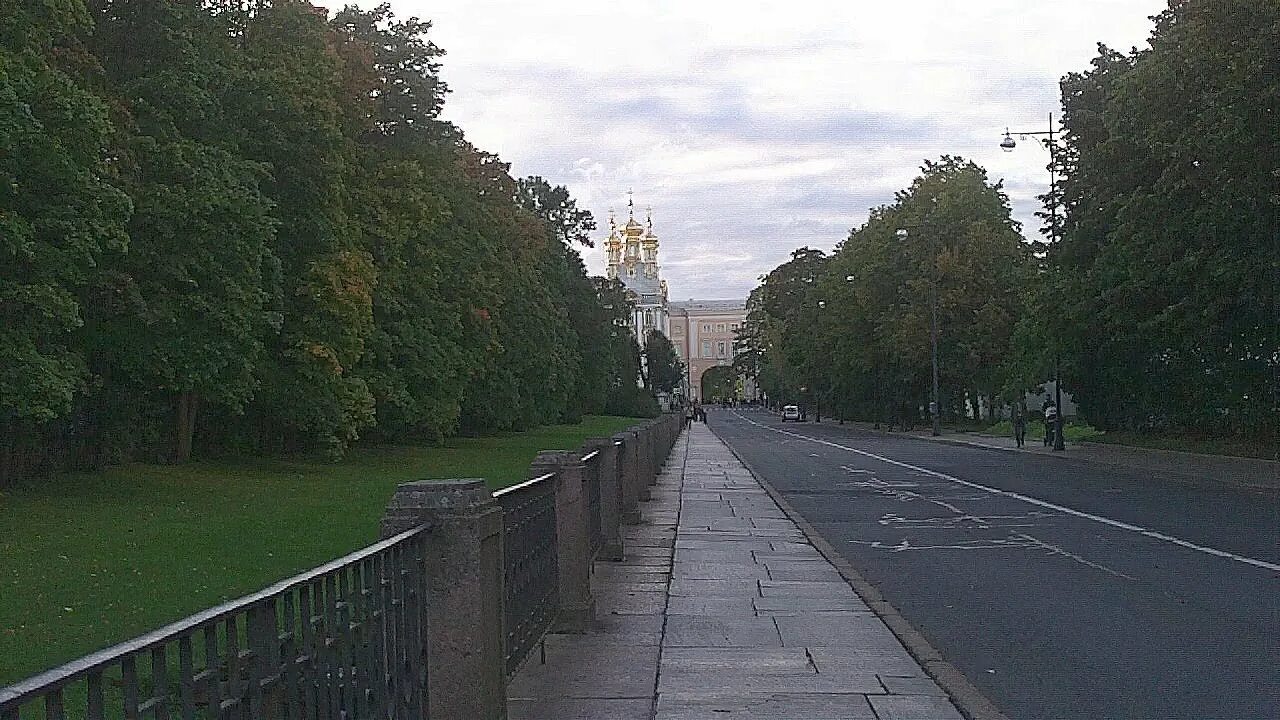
[234,1,376,455]
[84,0,277,462]
[643,329,683,394]
[0,0,132,481]
[1050,0,1279,434]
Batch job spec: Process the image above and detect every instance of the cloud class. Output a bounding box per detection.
[376,0,1166,299]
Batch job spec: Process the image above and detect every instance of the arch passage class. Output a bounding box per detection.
[699,365,738,402]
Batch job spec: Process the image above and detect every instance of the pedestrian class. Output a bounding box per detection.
[1013,406,1026,448]
[1043,402,1058,447]
[683,402,693,429]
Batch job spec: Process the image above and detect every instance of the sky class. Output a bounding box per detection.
[376,0,1167,300]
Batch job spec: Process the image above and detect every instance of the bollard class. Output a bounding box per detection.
[529,451,595,632]
[381,479,507,720]
[584,437,624,560]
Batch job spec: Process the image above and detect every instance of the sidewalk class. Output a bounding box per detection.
[837,420,1279,491]
[508,423,966,719]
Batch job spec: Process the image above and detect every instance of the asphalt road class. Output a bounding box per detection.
[708,408,1280,720]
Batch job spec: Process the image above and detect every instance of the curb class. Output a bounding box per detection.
[707,422,1012,720]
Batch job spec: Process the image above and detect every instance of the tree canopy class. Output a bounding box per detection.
[0,0,646,482]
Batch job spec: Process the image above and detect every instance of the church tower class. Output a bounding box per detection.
[605,192,669,345]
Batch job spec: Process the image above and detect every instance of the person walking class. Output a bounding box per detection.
[683,402,693,429]
[1043,402,1058,447]
[1013,405,1027,448]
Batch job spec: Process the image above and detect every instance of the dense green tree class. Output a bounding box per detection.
[643,329,683,394]
[1052,0,1279,434]
[0,0,131,480]
[84,0,277,462]
[749,159,1030,426]
[234,0,376,455]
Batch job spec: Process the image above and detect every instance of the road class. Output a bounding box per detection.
[708,408,1280,720]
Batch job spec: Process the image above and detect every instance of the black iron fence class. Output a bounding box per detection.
[0,526,430,720]
[4,413,685,719]
[580,449,604,557]
[491,473,559,676]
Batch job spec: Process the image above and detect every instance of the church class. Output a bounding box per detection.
[603,195,753,402]
[604,197,670,344]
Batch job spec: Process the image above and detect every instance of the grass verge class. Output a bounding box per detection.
[0,415,645,686]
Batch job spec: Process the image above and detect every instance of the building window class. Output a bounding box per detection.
[703,324,712,332]
[717,323,725,332]
[730,323,739,330]
[644,310,653,326]
[717,341,727,357]
[702,341,712,358]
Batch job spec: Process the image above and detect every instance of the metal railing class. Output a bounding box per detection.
[492,474,559,676]
[580,450,604,557]
[0,526,431,720]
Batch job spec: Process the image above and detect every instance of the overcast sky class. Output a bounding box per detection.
[378,0,1166,300]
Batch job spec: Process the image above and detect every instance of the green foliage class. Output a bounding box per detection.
[748,159,1032,426]
[643,328,683,394]
[0,1,639,482]
[1051,0,1279,435]
[0,0,131,429]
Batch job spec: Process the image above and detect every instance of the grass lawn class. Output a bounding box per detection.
[1084,430,1277,460]
[0,415,646,686]
[984,419,1104,442]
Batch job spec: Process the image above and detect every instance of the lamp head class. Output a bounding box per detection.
[1000,130,1016,151]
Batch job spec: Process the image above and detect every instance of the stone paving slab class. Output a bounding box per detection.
[508,424,965,719]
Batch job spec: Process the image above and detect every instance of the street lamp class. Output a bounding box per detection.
[1001,113,1066,451]
[896,225,942,437]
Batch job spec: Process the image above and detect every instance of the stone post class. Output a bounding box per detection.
[642,425,659,489]
[380,479,506,720]
[634,426,654,500]
[584,437,624,560]
[529,451,595,631]
[613,432,642,524]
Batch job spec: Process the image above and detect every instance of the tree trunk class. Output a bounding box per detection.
[174,391,199,463]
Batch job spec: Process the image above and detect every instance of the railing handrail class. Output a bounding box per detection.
[0,523,432,706]
[580,449,600,462]
[492,472,555,499]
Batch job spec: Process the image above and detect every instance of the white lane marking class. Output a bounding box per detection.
[732,411,1280,573]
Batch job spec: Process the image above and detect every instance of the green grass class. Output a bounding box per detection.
[0,415,645,686]
[983,419,1103,441]
[1085,430,1277,460]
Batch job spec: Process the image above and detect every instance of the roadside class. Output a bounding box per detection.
[785,416,1279,492]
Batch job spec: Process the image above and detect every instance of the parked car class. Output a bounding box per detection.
[781,405,801,422]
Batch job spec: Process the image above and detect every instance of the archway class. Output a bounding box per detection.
[700,365,738,402]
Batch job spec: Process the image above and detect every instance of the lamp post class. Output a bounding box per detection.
[895,226,942,437]
[1001,113,1065,451]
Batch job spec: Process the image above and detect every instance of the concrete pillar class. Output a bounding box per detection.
[613,432,642,524]
[529,451,595,632]
[584,438,624,560]
[380,480,506,720]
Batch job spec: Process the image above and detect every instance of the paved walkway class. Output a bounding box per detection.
[508,423,964,719]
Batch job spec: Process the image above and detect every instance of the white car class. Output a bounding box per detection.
[781,405,801,422]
